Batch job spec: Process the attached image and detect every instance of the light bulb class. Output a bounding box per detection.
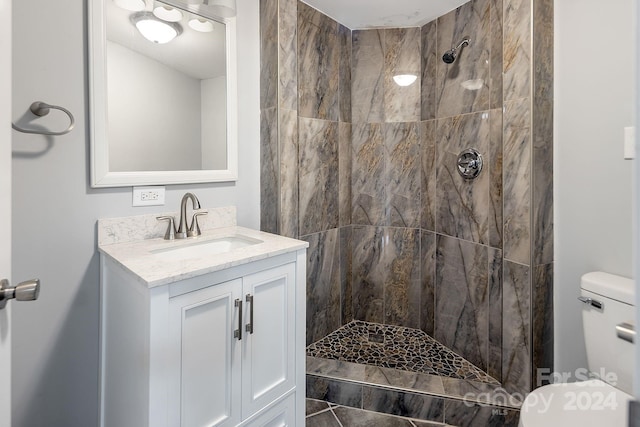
[153,6,183,22]
[188,18,214,32]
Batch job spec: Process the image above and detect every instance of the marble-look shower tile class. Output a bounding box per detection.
[351,226,384,323]
[503,260,531,395]
[260,107,278,233]
[503,98,530,265]
[421,230,436,336]
[533,0,554,266]
[278,0,298,110]
[364,366,445,396]
[352,123,386,226]
[435,235,489,371]
[340,226,353,325]
[339,123,352,227]
[259,0,277,110]
[279,109,299,238]
[384,228,420,328]
[436,0,491,118]
[303,229,341,345]
[421,20,437,121]
[384,27,421,122]
[306,409,341,427]
[489,108,503,248]
[444,399,520,427]
[503,0,531,101]
[333,406,418,427]
[352,30,385,123]
[339,24,352,123]
[298,117,339,236]
[490,0,503,108]
[488,247,503,382]
[306,375,363,408]
[420,121,436,231]
[306,356,366,382]
[533,263,553,387]
[362,387,445,422]
[386,122,420,228]
[441,377,520,407]
[297,2,339,120]
[436,112,491,244]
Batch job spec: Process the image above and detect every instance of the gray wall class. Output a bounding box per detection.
[554,0,634,377]
[11,1,260,426]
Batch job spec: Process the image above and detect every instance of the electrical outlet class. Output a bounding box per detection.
[132,186,165,206]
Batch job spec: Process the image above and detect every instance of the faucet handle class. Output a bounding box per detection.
[188,211,208,238]
[156,216,176,240]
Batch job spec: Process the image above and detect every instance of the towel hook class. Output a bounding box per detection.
[12,101,75,136]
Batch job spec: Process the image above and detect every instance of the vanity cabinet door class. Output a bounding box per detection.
[241,263,296,420]
[168,278,243,427]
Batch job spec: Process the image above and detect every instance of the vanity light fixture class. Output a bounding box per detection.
[188,18,214,32]
[392,74,418,87]
[113,0,146,11]
[152,5,183,22]
[209,0,237,18]
[131,12,183,44]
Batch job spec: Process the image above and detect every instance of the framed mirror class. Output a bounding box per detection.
[89,0,238,187]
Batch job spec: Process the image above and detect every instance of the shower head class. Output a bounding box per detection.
[442,37,470,64]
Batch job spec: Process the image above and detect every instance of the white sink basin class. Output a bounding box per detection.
[150,235,263,261]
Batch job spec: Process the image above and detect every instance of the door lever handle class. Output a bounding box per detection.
[0,278,40,309]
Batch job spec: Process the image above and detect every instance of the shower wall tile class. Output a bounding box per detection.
[383,228,420,328]
[303,229,341,345]
[260,107,278,234]
[533,0,554,265]
[436,0,491,118]
[443,399,520,427]
[362,387,445,422]
[339,123,352,227]
[435,235,489,371]
[298,117,339,236]
[503,0,531,101]
[384,28,421,123]
[339,24,352,123]
[436,111,491,244]
[489,108,503,248]
[503,98,531,264]
[340,226,353,325]
[352,30,385,123]
[420,120,436,231]
[279,109,299,238]
[351,225,385,323]
[420,231,436,336]
[502,260,531,395]
[297,2,339,120]
[421,21,437,121]
[490,0,504,108]
[488,247,503,381]
[352,123,386,226]
[386,122,420,228]
[306,375,363,408]
[259,0,277,110]
[533,263,553,387]
[278,0,298,110]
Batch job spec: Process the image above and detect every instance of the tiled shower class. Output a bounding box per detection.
[260,0,553,398]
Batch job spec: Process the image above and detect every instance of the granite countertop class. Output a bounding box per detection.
[97,208,308,288]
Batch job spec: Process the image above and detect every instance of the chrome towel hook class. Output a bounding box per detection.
[12,101,75,136]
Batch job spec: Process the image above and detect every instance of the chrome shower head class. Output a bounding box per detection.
[442,37,470,64]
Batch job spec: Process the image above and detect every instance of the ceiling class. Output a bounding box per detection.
[301,0,469,29]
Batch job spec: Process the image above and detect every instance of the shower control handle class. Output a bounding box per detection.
[457,148,483,179]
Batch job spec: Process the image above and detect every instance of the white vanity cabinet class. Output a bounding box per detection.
[99,247,306,427]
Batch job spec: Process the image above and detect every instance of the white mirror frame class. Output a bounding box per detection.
[88,0,238,188]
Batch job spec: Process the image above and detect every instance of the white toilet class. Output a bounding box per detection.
[519,272,635,427]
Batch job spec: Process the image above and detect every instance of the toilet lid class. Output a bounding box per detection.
[519,379,632,427]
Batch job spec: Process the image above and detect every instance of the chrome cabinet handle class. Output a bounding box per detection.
[234,299,242,340]
[0,278,40,309]
[245,294,254,334]
[616,322,635,343]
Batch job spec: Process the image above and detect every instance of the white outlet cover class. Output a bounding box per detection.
[132,186,166,206]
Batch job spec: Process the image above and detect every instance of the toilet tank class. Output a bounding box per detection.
[581,272,635,395]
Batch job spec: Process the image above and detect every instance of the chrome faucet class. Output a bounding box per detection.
[156,192,207,240]
[176,192,201,239]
